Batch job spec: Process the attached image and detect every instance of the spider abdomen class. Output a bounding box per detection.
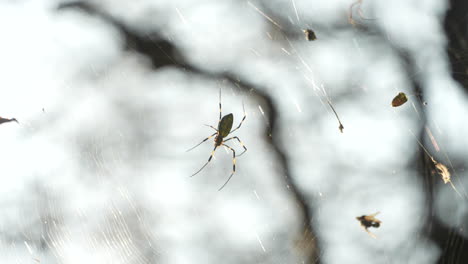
[218,113,233,137]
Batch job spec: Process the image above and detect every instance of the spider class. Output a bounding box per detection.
[187,89,247,190]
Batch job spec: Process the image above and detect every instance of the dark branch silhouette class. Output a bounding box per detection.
[0,117,18,125]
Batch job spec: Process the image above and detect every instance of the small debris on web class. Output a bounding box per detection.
[430,157,461,196]
[430,157,453,186]
[348,0,376,27]
[302,29,316,41]
[433,159,450,184]
[356,212,381,238]
[327,100,344,133]
[409,129,462,197]
[391,92,408,107]
[338,123,344,133]
[348,0,361,26]
[0,116,18,125]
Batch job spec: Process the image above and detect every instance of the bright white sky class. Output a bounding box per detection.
[0,0,467,263]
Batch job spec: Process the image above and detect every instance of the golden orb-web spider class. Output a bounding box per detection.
[187,89,247,190]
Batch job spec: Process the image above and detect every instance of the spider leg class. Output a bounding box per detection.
[218,144,236,191]
[228,102,246,134]
[223,136,247,156]
[204,124,218,131]
[191,145,218,177]
[186,132,217,152]
[219,87,222,122]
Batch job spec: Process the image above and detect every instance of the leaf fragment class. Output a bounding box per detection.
[430,157,462,197]
[391,92,408,107]
[434,160,451,184]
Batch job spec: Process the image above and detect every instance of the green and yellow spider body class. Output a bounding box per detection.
[187,90,247,190]
[217,114,233,138]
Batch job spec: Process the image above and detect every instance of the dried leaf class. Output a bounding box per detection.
[410,127,463,197]
[391,92,408,107]
[431,158,463,196]
[302,29,316,41]
[434,161,451,184]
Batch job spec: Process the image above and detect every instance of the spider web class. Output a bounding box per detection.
[0,0,467,264]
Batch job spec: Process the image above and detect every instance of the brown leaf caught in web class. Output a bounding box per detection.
[391,92,408,107]
[430,157,462,197]
[409,129,463,197]
[434,160,451,184]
